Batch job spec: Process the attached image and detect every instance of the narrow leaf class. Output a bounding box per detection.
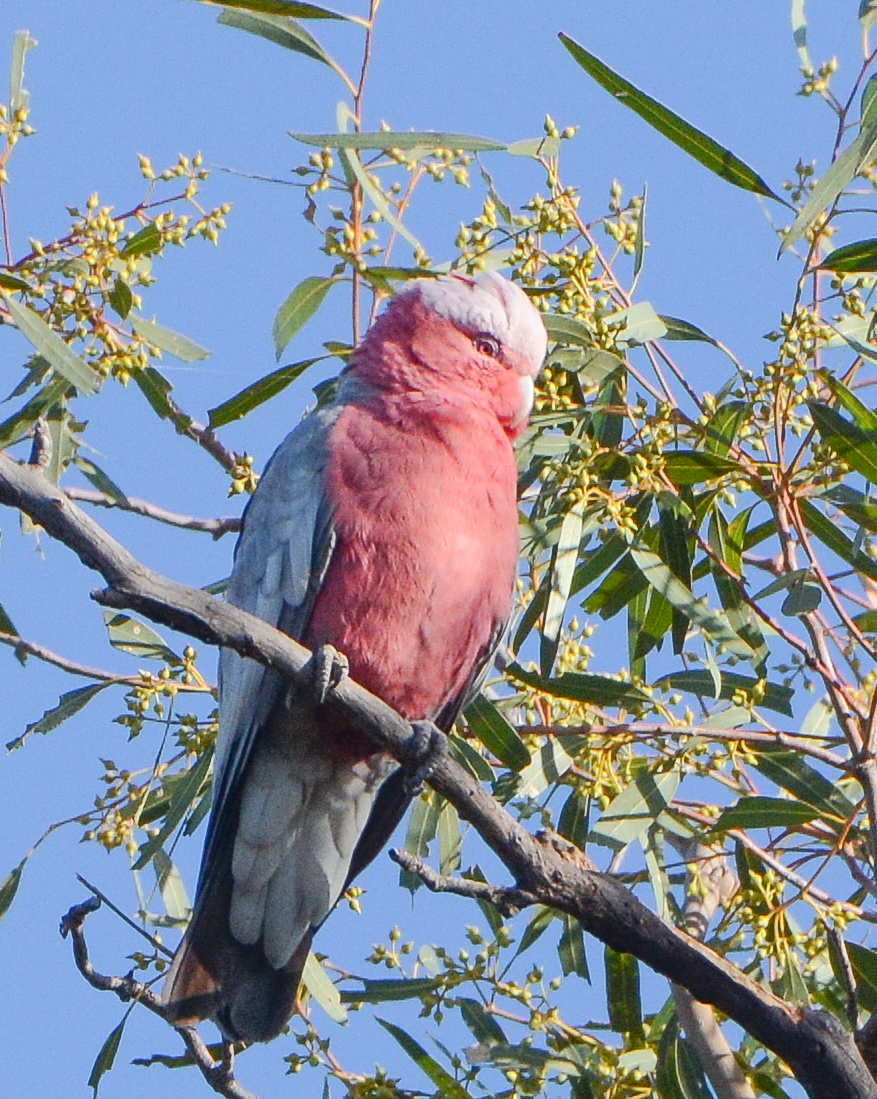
[541,505,584,673]
[208,356,324,427]
[782,116,877,252]
[508,662,651,709]
[340,977,441,1004]
[604,947,644,1043]
[153,850,190,921]
[820,238,877,273]
[290,130,507,152]
[656,670,793,716]
[713,795,820,832]
[341,147,423,256]
[103,611,179,663]
[659,315,718,345]
[753,746,856,819]
[302,952,347,1022]
[631,547,754,658]
[204,0,348,17]
[88,1008,133,1096]
[808,399,877,483]
[272,276,338,360]
[464,694,530,772]
[10,30,36,114]
[73,456,129,506]
[458,998,507,1044]
[131,318,210,362]
[7,683,108,752]
[590,769,680,850]
[2,294,97,394]
[0,859,26,926]
[559,914,589,980]
[218,10,340,70]
[559,34,784,203]
[132,749,213,870]
[633,182,647,282]
[377,1018,470,1099]
[120,223,162,259]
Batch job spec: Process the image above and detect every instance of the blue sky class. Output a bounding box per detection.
[0,2,853,1096]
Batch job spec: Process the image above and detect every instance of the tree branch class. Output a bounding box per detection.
[2,451,875,1099]
[64,487,241,539]
[389,849,538,916]
[59,896,257,1099]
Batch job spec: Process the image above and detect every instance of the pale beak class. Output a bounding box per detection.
[513,374,535,428]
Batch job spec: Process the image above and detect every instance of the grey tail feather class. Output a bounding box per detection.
[161,856,312,1042]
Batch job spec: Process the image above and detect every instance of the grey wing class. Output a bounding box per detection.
[200,403,342,887]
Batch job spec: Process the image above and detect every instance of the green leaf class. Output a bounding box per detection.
[508,662,651,709]
[577,348,625,385]
[862,0,877,39]
[447,733,493,782]
[10,29,36,114]
[131,318,210,362]
[752,745,856,819]
[108,277,133,320]
[377,1018,470,1099]
[73,456,129,506]
[208,356,324,428]
[0,858,26,926]
[820,238,877,273]
[88,1007,133,1096]
[604,947,644,1043]
[792,0,813,77]
[559,914,589,980]
[712,795,820,832]
[341,147,423,256]
[272,276,338,360]
[290,130,507,152]
[544,313,595,348]
[7,683,108,752]
[399,792,441,893]
[302,952,347,1022]
[633,183,647,283]
[780,576,822,616]
[340,977,441,1004]
[129,365,193,434]
[103,611,179,663]
[630,546,755,658]
[437,801,461,876]
[218,10,342,70]
[120,223,162,258]
[132,749,213,870]
[659,315,718,345]
[2,293,98,395]
[541,505,584,673]
[458,997,507,1044]
[153,850,190,921]
[808,399,877,483]
[589,769,680,850]
[507,135,560,158]
[782,115,877,252]
[656,670,793,716]
[662,450,737,485]
[203,0,348,17]
[464,694,530,772]
[0,272,29,292]
[559,34,784,203]
[848,942,877,1012]
[657,1017,714,1099]
[0,595,23,665]
[607,301,667,346]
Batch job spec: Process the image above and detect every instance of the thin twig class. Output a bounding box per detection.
[65,487,241,538]
[60,896,256,1099]
[389,848,538,916]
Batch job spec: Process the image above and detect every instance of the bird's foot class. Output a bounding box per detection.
[405,720,448,794]
[309,644,349,705]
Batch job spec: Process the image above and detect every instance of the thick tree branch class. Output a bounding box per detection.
[2,451,875,1099]
[59,896,257,1099]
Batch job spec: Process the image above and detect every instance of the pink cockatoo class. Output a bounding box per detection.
[162,270,547,1042]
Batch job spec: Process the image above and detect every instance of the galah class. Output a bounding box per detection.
[162,270,547,1042]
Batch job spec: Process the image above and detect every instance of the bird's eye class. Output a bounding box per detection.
[474,333,500,358]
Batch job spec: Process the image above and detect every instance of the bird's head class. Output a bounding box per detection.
[352,270,547,437]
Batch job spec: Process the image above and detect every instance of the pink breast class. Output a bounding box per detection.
[305,396,519,730]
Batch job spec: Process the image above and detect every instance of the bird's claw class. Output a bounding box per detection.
[309,644,349,705]
[405,720,448,794]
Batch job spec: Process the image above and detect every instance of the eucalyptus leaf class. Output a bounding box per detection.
[2,294,98,394]
[290,130,506,152]
[377,1018,470,1099]
[560,34,784,203]
[7,683,108,752]
[131,318,210,362]
[208,356,325,427]
[272,276,339,360]
[302,952,347,1022]
[713,796,820,832]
